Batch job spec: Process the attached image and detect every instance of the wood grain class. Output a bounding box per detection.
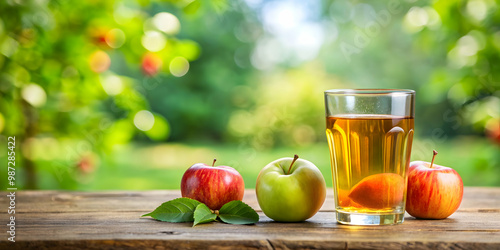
[1,187,499,249]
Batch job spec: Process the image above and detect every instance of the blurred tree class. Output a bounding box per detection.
[318,0,500,138]
[145,0,261,142]
[1,0,499,190]
[0,0,216,189]
[420,1,500,138]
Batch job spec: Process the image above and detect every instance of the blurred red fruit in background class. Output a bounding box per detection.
[89,50,111,73]
[485,119,500,145]
[77,153,98,174]
[142,53,162,77]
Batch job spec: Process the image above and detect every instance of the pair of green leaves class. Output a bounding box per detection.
[141,198,259,226]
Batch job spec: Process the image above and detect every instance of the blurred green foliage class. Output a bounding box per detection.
[0,0,499,190]
[0,0,226,188]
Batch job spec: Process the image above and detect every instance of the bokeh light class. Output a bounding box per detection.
[89,50,111,73]
[403,6,441,33]
[142,52,162,76]
[292,23,324,61]
[447,32,485,69]
[134,110,155,131]
[466,0,488,21]
[144,113,170,141]
[105,28,126,48]
[100,74,124,96]
[153,12,180,34]
[458,35,480,56]
[21,83,46,107]
[113,3,139,25]
[404,7,428,32]
[424,7,441,29]
[262,1,305,34]
[169,56,189,77]
[141,31,166,52]
[0,36,19,57]
[486,96,500,117]
[250,38,284,70]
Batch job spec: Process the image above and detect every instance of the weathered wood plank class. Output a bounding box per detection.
[1,187,498,213]
[0,187,499,249]
[10,210,500,239]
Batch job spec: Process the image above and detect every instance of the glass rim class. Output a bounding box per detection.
[325,89,415,96]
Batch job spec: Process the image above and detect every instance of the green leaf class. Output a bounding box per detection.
[193,203,217,227]
[142,198,201,222]
[218,200,259,225]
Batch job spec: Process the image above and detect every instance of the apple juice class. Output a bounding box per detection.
[326,114,414,214]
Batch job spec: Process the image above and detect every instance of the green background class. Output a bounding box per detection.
[0,0,499,190]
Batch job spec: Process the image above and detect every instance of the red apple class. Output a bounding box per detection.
[181,159,244,210]
[406,150,463,219]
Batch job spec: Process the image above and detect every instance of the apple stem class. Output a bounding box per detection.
[212,159,216,167]
[430,150,438,169]
[287,155,299,175]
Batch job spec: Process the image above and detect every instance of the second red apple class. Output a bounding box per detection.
[406,150,463,219]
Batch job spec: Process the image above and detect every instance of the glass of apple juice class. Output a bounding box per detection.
[324,89,415,225]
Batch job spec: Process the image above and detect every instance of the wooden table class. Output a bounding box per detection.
[1,187,499,249]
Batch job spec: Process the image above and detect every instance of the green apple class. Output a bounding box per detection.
[256,155,326,222]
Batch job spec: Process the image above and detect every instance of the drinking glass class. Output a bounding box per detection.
[325,89,415,225]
